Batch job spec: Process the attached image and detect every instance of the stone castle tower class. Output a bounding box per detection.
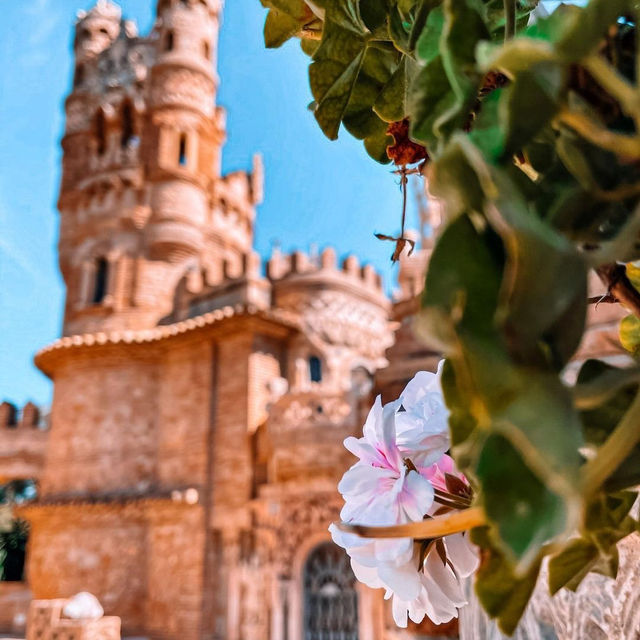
[59,0,261,337]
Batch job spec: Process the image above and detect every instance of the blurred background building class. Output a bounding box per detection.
[0,1,626,639]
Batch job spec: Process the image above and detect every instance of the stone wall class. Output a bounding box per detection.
[21,499,205,640]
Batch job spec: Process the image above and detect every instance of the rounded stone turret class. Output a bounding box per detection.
[74,0,122,62]
[267,247,392,392]
[145,0,225,262]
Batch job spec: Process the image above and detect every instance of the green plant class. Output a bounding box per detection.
[260,0,640,633]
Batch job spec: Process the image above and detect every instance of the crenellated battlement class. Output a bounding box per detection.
[266,246,385,298]
[0,402,47,431]
[0,402,49,483]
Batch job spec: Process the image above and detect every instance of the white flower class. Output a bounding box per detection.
[340,396,435,526]
[331,362,480,630]
[387,533,479,627]
[396,362,450,469]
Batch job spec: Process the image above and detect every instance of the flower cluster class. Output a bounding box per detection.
[330,364,479,627]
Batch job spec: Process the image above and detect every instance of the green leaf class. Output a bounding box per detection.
[264,9,302,47]
[620,314,640,356]
[409,56,458,149]
[501,62,566,156]
[374,58,409,122]
[309,22,367,139]
[469,89,505,162]
[476,434,569,566]
[471,526,543,635]
[415,5,445,64]
[319,0,367,33]
[548,537,601,594]
[359,0,389,32]
[476,38,556,76]
[420,214,505,338]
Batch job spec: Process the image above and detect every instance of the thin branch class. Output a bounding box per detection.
[556,109,640,159]
[583,55,640,121]
[587,293,618,305]
[337,507,486,539]
[582,391,640,496]
[504,0,516,41]
[596,263,640,318]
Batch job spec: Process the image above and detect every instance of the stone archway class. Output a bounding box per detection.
[302,542,359,640]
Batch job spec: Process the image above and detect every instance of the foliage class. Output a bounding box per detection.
[260,0,640,633]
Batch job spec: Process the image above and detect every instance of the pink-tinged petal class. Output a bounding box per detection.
[436,453,456,475]
[424,551,466,607]
[329,523,371,553]
[338,463,396,497]
[400,371,438,409]
[419,573,459,624]
[373,537,413,565]
[399,470,435,522]
[379,399,402,469]
[445,533,479,578]
[392,595,410,628]
[378,560,422,601]
[351,559,384,589]
[362,395,384,443]
[343,437,385,467]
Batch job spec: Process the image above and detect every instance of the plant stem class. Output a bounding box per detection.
[337,506,486,539]
[582,391,640,496]
[556,109,640,159]
[584,55,640,121]
[504,0,516,41]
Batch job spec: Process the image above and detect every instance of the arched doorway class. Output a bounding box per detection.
[303,542,359,640]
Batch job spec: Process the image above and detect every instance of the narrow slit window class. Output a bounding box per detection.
[73,64,84,88]
[165,30,175,52]
[309,356,322,383]
[92,258,109,304]
[203,41,211,60]
[96,111,106,156]
[178,134,188,167]
[121,102,135,148]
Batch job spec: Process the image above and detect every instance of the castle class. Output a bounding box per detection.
[0,1,628,639]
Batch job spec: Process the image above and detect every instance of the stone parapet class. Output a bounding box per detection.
[0,403,49,483]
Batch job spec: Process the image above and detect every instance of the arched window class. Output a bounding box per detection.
[309,356,322,383]
[95,110,106,156]
[165,30,175,51]
[178,133,188,166]
[203,40,211,59]
[303,542,358,640]
[121,101,135,148]
[92,257,109,304]
[73,64,85,88]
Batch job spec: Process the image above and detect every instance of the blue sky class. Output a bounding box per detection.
[0,0,425,406]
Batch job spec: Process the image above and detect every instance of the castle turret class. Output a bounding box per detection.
[145,0,224,262]
[56,0,258,336]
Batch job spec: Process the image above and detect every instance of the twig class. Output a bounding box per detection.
[587,293,618,305]
[583,55,640,121]
[596,263,640,318]
[556,109,640,159]
[337,506,486,539]
[504,0,516,41]
[582,391,640,496]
